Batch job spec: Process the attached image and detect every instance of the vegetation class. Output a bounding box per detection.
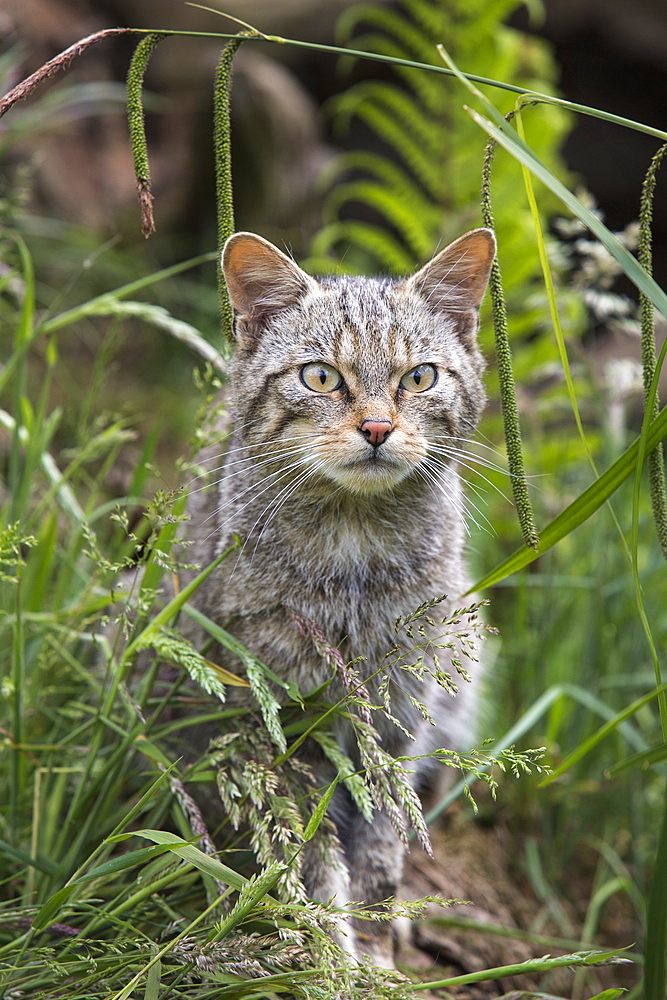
[1,2,666,998]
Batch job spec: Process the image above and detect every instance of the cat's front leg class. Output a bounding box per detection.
[345,808,405,969]
[300,836,358,962]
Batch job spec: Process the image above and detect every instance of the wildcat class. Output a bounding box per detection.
[182,227,496,967]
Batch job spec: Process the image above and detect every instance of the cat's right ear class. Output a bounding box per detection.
[222,233,318,333]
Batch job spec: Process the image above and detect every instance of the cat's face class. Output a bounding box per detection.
[222,231,495,497]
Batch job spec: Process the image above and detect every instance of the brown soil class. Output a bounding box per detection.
[399,808,635,999]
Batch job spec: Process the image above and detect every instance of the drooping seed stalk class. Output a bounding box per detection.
[213,35,245,342]
[126,33,165,237]
[481,128,540,550]
[638,142,667,560]
[0,28,132,120]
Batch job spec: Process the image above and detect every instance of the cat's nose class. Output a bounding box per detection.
[359,418,393,447]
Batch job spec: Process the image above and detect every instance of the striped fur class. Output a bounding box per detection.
[183,229,496,966]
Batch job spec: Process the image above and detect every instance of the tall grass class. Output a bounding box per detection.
[1,11,666,999]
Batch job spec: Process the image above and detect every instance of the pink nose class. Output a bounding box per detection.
[359,419,393,447]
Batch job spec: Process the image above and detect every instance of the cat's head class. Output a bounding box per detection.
[222,230,495,496]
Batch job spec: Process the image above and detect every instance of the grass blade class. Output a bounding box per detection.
[471,404,667,591]
[644,788,667,1000]
[466,104,667,319]
[116,829,249,890]
[607,742,667,776]
[36,251,217,336]
[303,776,339,842]
[32,845,177,930]
[538,682,667,786]
[411,948,631,991]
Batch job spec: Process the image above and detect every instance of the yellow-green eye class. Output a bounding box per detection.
[300,362,344,393]
[400,363,437,393]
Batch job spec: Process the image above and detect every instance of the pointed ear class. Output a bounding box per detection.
[222,233,318,328]
[405,228,496,315]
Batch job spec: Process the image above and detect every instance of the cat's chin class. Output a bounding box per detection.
[322,457,415,495]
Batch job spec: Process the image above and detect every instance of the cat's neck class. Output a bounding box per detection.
[216,433,468,571]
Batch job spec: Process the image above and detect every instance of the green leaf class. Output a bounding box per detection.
[302,776,339,842]
[115,828,249,891]
[607,740,667,776]
[32,844,176,929]
[37,251,217,335]
[323,180,435,258]
[143,952,161,1000]
[310,220,416,273]
[538,682,667,786]
[337,3,442,65]
[0,839,58,875]
[471,403,667,591]
[14,234,35,347]
[133,735,178,768]
[468,107,667,319]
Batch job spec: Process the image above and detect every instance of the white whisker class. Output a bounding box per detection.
[427,449,512,504]
[431,433,545,487]
[419,459,495,536]
[198,455,311,543]
[241,461,326,571]
[186,431,313,486]
[414,464,472,537]
[186,441,312,497]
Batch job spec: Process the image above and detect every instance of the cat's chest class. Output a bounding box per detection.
[222,506,456,655]
[197,480,467,707]
[228,500,438,603]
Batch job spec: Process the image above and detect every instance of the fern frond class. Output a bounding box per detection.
[465,0,525,35]
[336,32,446,114]
[331,81,441,154]
[310,221,417,274]
[392,60,450,115]
[323,180,436,260]
[337,6,444,66]
[335,3,395,44]
[320,150,438,212]
[363,32,447,110]
[335,100,443,195]
[405,0,451,37]
[298,255,360,277]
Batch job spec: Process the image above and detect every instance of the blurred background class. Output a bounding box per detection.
[3,0,667,270]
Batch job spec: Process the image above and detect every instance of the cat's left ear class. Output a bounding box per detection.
[404,228,496,341]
